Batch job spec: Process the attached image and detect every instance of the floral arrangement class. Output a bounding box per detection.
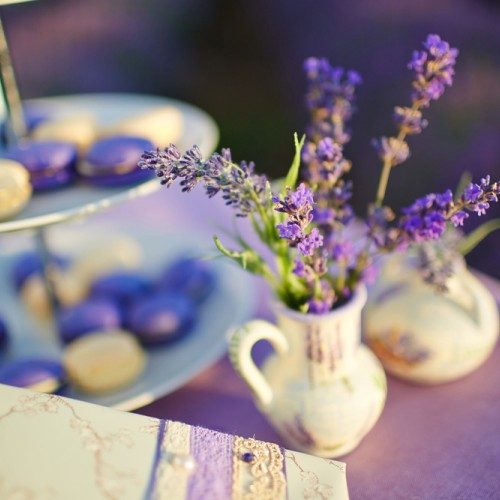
[139,34,499,314]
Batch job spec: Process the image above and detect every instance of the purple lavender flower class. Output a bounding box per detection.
[304,58,361,113]
[463,183,482,203]
[273,183,315,217]
[139,144,268,217]
[293,251,327,282]
[304,57,361,145]
[372,137,410,166]
[450,211,468,226]
[315,137,343,162]
[297,228,324,257]
[308,298,332,315]
[408,34,458,107]
[330,240,355,266]
[277,222,304,241]
[398,191,452,242]
[302,138,351,186]
[459,176,500,216]
[274,184,323,257]
[301,136,354,237]
[307,280,336,314]
[396,178,500,245]
[311,207,335,226]
[393,107,428,135]
[293,259,307,278]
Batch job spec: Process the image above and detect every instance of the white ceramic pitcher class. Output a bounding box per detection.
[365,254,499,384]
[229,285,387,458]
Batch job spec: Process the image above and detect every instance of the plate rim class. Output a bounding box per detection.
[0,93,219,234]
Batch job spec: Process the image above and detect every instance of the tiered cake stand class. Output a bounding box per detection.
[0,93,255,410]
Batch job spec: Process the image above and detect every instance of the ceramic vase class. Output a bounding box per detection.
[364,254,499,384]
[229,285,387,458]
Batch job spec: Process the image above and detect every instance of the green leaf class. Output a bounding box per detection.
[213,235,267,275]
[459,218,500,256]
[282,133,306,195]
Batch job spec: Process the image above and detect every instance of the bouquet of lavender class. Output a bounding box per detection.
[139,34,499,314]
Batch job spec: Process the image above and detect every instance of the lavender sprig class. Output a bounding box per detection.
[373,34,458,207]
[139,144,268,218]
[399,176,500,244]
[368,176,500,261]
[301,58,360,247]
[301,56,396,301]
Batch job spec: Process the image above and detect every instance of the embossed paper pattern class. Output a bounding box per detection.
[0,384,349,500]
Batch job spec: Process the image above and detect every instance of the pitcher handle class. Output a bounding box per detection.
[228,319,289,407]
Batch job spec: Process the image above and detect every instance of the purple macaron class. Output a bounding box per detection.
[126,291,196,346]
[157,257,217,303]
[0,315,9,352]
[2,140,78,191]
[89,271,151,306]
[78,135,154,186]
[0,358,66,393]
[57,298,123,345]
[11,251,70,291]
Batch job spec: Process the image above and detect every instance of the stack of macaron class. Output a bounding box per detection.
[56,255,216,348]
[0,102,183,221]
[1,125,155,193]
[6,241,216,396]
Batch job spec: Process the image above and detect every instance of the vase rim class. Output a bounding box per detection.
[273,284,367,323]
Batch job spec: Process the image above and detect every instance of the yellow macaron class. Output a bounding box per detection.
[0,158,32,221]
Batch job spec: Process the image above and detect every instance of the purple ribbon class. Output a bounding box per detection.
[187,426,234,500]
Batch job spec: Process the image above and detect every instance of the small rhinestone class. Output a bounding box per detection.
[241,452,255,463]
[162,451,196,472]
[172,453,196,471]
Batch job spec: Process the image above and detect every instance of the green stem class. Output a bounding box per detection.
[336,263,346,294]
[261,266,282,291]
[375,158,393,208]
[374,102,419,207]
[459,218,500,256]
[219,159,273,244]
[246,178,277,245]
[445,201,467,220]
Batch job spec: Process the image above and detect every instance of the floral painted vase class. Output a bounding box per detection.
[229,285,387,458]
[364,254,499,384]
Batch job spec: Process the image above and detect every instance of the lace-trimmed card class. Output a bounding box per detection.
[0,384,349,499]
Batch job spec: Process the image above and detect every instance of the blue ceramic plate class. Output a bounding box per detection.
[0,223,255,410]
